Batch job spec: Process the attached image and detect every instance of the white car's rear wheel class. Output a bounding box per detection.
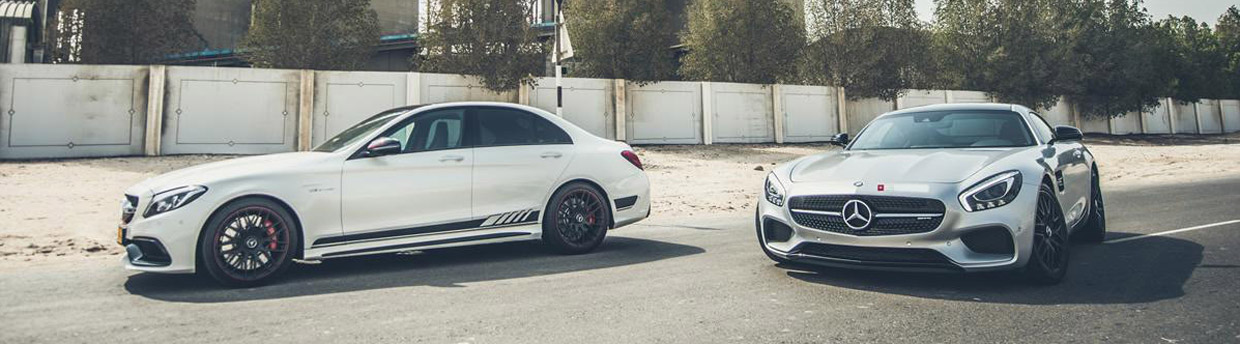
[199,198,299,288]
[542,182,610,254]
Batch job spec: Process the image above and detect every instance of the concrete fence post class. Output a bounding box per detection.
[1107,115,1116,135]
[1070,102,1082,129]
[944,90,954,103]
[1217,99,1226,133]
[1193,102,1202,134]
[701,82,713,145]
[406,72,420,106]
[143,65,167,156]
[1138,108,1148,134]
[518,83,530,105]
[772,84,785,144]
[1167,98,1178,134]
[614,79,626,142]
[836,86,848,134]
[296,70,315,152]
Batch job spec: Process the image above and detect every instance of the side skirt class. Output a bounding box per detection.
[320,232,534,259]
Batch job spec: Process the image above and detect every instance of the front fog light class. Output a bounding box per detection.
[144,185,208,217]
[959,171,1021,212]
[765,173,786,207]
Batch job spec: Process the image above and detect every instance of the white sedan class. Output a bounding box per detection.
[118,102,651,287]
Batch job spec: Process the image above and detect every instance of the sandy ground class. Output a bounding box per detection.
[1,134,1237,264]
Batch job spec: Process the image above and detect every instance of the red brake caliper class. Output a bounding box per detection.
[264,220,277,250]
[586,214,596,226]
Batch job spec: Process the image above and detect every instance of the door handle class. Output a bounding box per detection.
[540,152,563,159]
[439,155,465,162]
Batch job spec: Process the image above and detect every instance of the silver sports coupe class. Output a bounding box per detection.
[756,103,1106,284]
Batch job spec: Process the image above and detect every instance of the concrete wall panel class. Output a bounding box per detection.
[710,82,773,143]
[781,85,838,142]
[1221,100,1240,133]
[530,77,614,139]
[899,90,947,109]
[949,90,990,103]
[845,98,894,136]
[162,66,299,155]
[1037,100,1073,127]
[1111,113,1141,135]
[0,64,147,159]
[625,81,702,144]
[1142,100,1172,134]
[312,71,408,146]
[420,73,516,104]
[1197,99,1223,134]
[1173,102,1198,134]
[1080,115,1109,134]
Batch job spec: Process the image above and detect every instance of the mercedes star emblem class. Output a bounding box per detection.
[842,200,873,230]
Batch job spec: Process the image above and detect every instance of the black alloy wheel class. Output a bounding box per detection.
[200,198,299,287]
[543,182,610,254]
[1024,183,1070,284]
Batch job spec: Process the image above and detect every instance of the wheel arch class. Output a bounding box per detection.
[195,193,307,268]
[547,178,616,228]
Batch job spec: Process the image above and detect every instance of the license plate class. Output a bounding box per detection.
[117,226,127,246]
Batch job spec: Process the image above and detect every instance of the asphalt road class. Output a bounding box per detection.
[2,177,1239,343]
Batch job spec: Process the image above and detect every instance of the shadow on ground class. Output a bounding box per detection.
[125,236,703,303]
[784,232,1202,305]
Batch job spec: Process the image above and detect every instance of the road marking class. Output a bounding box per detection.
[1104,219,1240,244]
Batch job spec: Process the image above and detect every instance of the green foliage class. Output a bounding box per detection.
[1057,0,1172,119]
[416,0,546,92]
[679,0,806,84]
[241,0,380,70]
[1154,16,1230,102]
[51,0,198,64]
[1217,6,1240,98]
[564,0,679,83]
[803,0,934,100]
[934,0,1069,110]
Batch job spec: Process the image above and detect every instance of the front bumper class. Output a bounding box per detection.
[119,193,216,274]
[757,181,1039,273]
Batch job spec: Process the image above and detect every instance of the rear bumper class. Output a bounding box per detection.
[609,172,651,229]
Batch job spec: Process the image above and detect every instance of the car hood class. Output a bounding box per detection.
[128,152,335,194]
[789,148,1023,184]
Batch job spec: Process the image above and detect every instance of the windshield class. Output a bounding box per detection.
[849,110,1035,150]
[312,107,414,152]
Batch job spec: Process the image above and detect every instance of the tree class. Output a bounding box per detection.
[933,0,1069,110]
[803,0,934,100]
[679,0,806,84]
[1155,16,1229,102]
[1217,6,1240,98]
[564,0,679,83]
[1057,0,1172,119]
[416,0,546,92]
[241,0,380,70]
[50,0,198,64]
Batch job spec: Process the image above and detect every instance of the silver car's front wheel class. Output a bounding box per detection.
[1024,183,1070,284]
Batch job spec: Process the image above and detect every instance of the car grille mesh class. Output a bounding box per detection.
[788,195,945,236]
[792,242,956,267]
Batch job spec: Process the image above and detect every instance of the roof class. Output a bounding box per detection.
[885,103,1026,116]
[0,1,35,22]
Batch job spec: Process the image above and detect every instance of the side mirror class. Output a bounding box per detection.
[1052,126,1083,143]
[829,133,850,147]
[363,137,402,157]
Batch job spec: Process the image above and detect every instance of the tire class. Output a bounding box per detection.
[755,206,790,264]
[198,198,300,288]
[542,182,610,254]
[1023,182,1071,285]
[1075,165,1106,243]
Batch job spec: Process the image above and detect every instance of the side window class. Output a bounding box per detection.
[1030,113,1056,143]
[381,109,466,153]
[474,108,572,147]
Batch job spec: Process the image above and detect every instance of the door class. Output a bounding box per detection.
[340,108,472,236]
[470,107,575,224]
[1031,113,1088,224]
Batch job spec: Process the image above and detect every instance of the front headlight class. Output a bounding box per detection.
[765,173,786,207]
[959,171,1022,212]
[144,185,208,217]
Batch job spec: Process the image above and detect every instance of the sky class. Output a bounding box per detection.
[913,0,1238,26]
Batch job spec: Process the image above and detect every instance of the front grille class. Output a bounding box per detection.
[788,195,945,236]
[121,194,139,225]
[792,242,958,269]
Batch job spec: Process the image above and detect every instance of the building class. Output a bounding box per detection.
[0,0,48,63]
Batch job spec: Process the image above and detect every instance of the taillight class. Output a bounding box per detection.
[621,150,643,170]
